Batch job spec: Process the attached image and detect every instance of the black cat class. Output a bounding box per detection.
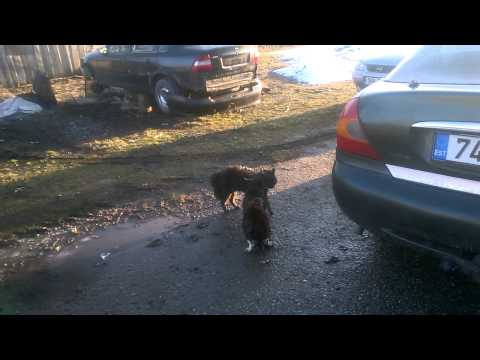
[210,165,276,213]
[242,176,273,253]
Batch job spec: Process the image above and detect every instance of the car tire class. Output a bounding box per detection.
[153,78,179,115]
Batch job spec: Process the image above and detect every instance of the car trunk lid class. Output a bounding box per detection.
[185,45,258,94]
[358,82,480,183]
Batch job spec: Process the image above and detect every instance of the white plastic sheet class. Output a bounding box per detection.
[0,96,42,119]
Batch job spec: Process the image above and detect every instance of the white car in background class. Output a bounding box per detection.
[352,52,405,91]
[352,46,421,91]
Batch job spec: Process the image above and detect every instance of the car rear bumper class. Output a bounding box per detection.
[169,80,262,113]
[332,155,480,256]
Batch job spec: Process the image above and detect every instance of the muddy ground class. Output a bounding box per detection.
[2,138,480,314]
[0,47,356,281]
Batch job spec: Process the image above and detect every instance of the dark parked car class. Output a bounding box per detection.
[81,45,262,113]
[333,45,480,271]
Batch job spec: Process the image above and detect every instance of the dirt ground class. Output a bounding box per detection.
[0,46,356,280]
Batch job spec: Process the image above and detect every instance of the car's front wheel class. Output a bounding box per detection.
[153,79,178,114]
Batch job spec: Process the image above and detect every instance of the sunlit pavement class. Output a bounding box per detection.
[2,138,480,315]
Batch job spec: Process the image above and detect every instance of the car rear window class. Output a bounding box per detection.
[385,45,480,85]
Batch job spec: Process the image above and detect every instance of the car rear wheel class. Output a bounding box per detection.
[153,79,178,114]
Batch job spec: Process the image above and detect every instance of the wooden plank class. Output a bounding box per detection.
[0,46,16,87]
[18,48,36,84]
[0,60,8,87]
[40,45,53,78]
[69,45,81,72]
[43,45,55,77]
[14,55,27,84]
[33,45,43,75]
[65,45,75,74]
[0,45,13,87]
[50,45,62,77]
[57,45,68,76]
[64,45,75,74]
[23,52,39,83]
[33,45,46,74]
[58,45,69,75]
[51,45,63,77]
[6,55,20,87]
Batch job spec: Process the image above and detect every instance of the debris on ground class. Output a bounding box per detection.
[361,232,370,239]
[32,72,57,108]
[196,222,208,229]
[80,235,99,243]
[440,258,459,274]
[355,225,365,235]
[100,252,111,261]
[0,97,42,119]
[338,245,349,252]
[188,234,200,243]
[324,256,340,264]
[75,97,99,105]
[146,238,164,248]
[0,238,18,248]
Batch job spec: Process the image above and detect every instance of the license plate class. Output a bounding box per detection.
[206,72,254,91]
[222,54,249,67]
[364,76,380,85]
[433,133,480,165]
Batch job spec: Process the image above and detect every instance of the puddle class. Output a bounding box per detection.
[0,215,185,313]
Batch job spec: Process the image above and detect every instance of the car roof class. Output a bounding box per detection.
[359,45,419,65]
[385,45,480,85]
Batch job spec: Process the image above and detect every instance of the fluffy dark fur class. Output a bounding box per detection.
[210,165,277,213]
[242,177,272,252]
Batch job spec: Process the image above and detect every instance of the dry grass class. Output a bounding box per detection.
[0,46,356,238]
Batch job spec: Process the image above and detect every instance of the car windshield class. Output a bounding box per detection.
[385,45,480,85]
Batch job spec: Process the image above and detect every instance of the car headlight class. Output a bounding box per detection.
[355,61,367,72]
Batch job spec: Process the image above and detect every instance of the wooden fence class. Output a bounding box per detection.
[0,45,102,88]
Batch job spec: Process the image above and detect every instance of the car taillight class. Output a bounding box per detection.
[192,54,213,73]
[250,50,259,65]
[336,97,381,160]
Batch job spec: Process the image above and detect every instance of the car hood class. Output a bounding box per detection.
[361,53,404,66]
[359,46,421,66]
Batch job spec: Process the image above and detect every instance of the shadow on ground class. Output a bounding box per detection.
[2,168,480,314]
[0,104,342,237]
